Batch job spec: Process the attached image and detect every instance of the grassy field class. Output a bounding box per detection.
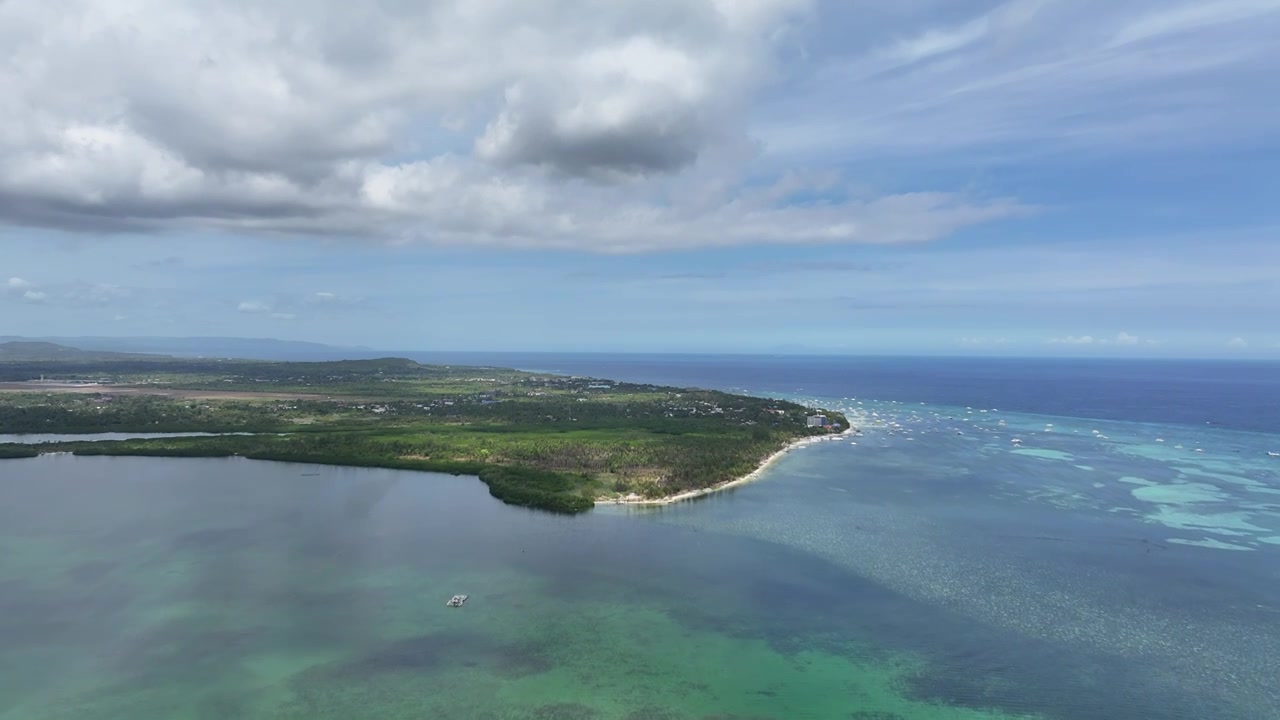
[0,357,847,513]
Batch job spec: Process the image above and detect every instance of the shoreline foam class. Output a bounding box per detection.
[595,428,852,506]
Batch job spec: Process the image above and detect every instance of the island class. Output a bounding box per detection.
[0,346,848,513]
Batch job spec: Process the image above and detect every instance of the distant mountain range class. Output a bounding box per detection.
[0,341,168,362]
[0,336,374,361]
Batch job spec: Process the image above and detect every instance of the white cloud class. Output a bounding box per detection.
[3,277,48,303]
[1049,335,1097,345]
[0,0,1030,251]
[761,0,1280,161]
[1228,336,1249,348]
[303,291,368,311]
[2,277,139,309]
[63,283,132,305]
[959,336,1010,347]
[238,298,309,320]
[306,290,365,305]
[1115,331,1140,346]
[884,16,990,64]
[1111,0,1279,47]
[474,36,716,176]
[4,276,136,307]
[1049,331,1150,347]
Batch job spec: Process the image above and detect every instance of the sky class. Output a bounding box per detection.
[1,0,1278,357]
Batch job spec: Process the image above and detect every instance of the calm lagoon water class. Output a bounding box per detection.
[2,357,1278,719]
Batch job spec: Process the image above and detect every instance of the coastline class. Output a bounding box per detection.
[596,428,852,507]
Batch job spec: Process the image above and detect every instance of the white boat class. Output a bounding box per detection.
[446,594,469,608]
[1268,451,1279,457]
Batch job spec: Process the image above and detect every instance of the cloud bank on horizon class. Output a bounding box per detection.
[1,0,1277,353]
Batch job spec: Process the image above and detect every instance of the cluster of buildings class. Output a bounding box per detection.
[806,414,841,431]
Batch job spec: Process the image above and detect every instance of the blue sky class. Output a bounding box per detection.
[1,0,1277,357]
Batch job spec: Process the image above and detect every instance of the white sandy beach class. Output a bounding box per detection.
[595,428,852,506]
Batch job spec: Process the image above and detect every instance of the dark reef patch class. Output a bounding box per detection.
[624,706,687,720]
[529,702,601,720]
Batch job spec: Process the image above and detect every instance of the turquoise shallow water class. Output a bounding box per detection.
[1,396,1278,719]
[642,398,1280,717]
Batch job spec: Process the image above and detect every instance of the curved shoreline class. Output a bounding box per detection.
[2,431,853,514]
[596,429,852,506]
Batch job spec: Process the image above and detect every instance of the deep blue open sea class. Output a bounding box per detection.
[3,355,1278,719]
[404,353,1280,434]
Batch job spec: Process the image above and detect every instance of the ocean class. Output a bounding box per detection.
[1,356,1277,719]
[401,353,1280,434]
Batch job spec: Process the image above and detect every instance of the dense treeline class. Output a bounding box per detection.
[0,395,289,433]
[5,435,595,513]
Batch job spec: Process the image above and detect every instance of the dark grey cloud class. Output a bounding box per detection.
[0,191,326,234]
[477,110,703,176]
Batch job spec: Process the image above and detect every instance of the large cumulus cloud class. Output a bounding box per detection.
[0,0,1026,250]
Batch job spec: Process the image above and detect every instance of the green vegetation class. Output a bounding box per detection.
[0,444,38,459]
[0,357,846,513]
